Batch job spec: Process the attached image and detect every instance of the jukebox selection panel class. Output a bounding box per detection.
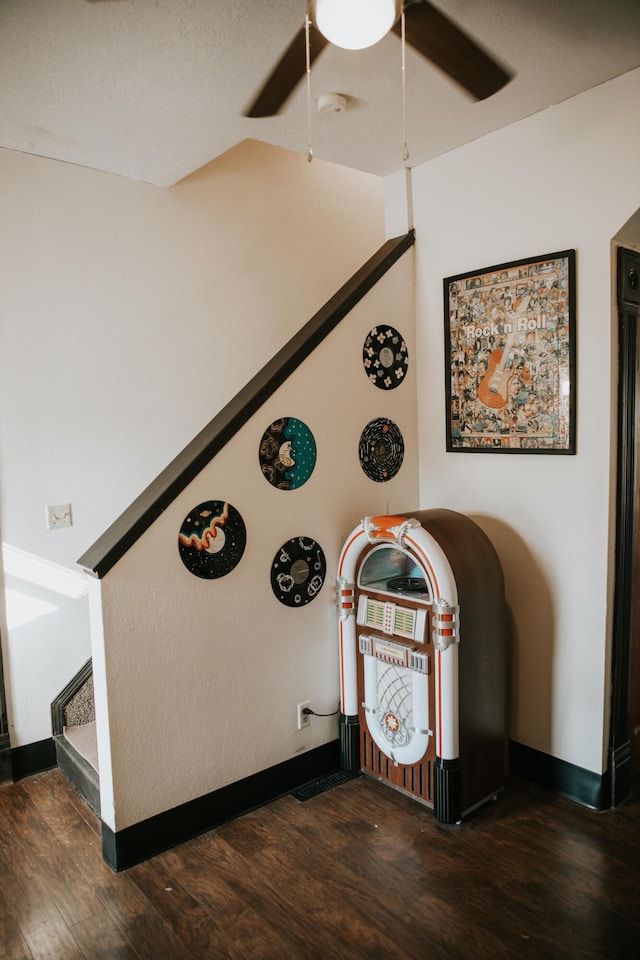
[356,592,429,647]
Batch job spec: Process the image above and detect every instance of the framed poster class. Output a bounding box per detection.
[444,250,576,453]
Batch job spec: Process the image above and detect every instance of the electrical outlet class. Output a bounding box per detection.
[297,700,311,730]
[46,503,72,529]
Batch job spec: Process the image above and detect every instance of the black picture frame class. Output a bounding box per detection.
[444,249,576,454]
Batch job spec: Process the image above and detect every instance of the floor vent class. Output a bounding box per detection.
[290,769,359,802]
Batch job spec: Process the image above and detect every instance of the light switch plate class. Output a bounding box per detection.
[46,503,72,529]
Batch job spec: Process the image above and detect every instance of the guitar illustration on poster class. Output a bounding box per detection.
[477,295,530,409]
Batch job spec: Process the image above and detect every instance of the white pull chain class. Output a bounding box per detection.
[306,15,313,162]
[401,9,409,162]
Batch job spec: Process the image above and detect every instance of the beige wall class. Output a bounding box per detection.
[0,138,386,748]
[93,253,418,831]
[410,67,640,775]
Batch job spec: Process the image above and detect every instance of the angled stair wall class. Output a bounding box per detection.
[78,232,417,867]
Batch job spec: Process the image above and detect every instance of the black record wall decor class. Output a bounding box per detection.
[259,417,317,490]
[363,325,408,390]
[178,501,246,579]
[271,536,326,607]
[359,417,405,482]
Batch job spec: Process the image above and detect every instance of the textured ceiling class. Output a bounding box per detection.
[1,0,640,187]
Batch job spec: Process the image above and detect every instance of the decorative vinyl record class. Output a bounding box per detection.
[359,417,404,483]
[259,417,316,490]
[178,501,246,579]
[363,325,408,390]
[271,536,326,607]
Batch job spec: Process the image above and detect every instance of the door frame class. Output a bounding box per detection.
[610,245,640,805]
[0,632,11,782]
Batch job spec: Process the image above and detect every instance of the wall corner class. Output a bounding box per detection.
[86,575,116,830]
[384,168,413,239]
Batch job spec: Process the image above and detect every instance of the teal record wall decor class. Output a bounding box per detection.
[259,417,316,490]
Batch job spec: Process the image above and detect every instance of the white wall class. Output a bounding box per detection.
[0,138,386,748]
[94,251,417,831]
[410,67,640,775]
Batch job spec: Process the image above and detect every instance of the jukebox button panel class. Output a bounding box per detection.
[356,594,428,643]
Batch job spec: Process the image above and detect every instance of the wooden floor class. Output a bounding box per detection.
[0,769,639,959]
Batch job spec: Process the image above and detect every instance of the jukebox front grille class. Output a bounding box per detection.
[376,661,413,749]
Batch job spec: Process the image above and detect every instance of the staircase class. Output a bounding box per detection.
[51,660,100,815]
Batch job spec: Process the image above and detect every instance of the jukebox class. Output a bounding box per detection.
[337,509,506,823]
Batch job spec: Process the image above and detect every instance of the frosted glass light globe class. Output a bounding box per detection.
[311,0,401,51]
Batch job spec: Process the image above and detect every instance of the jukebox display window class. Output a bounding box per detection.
[357,545,430,600]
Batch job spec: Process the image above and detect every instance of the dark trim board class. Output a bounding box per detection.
[509,740,610,811]
[51,658,93,736]
[102,740,340,872]
[609,246,640,808]
[11,737,57,781]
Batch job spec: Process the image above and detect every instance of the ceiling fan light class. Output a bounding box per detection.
[311,0,401,51]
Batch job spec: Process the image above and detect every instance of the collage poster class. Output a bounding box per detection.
[444,250,575,453]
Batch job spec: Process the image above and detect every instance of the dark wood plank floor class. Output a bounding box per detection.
[0,768,639,959]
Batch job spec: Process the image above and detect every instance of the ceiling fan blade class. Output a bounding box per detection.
[244,25,329,118]
[395,1,512,101]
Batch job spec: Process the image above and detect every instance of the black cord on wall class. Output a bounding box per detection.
[303,706,340,717]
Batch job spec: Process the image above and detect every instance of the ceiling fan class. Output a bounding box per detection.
[244,0,512,119]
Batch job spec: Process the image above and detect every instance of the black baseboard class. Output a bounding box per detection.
[509,740,610,811]
[11,737,57,781]
[102,739,340,872]
[12,735,612,867]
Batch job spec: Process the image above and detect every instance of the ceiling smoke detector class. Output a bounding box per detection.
[317,93,348,115]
